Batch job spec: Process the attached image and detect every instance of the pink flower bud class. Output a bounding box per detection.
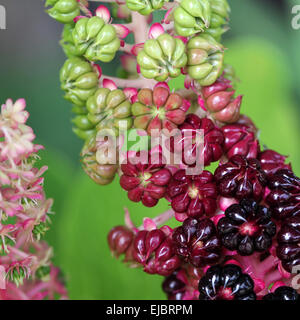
[95,5,111,23]
[149,23,165,39]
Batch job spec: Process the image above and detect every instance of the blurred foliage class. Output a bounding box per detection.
[0,0,299,300]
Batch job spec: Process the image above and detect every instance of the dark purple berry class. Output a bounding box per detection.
[162,272,186,300]
[173,217,221,267]
[277,216,300,273]
[171,114,224,167]
[263,286,299,300]
[167,170,218,218]
[266,169,300,220]
[217,199,276,256]
[214,155,267,201]
[259,150,291,177]
[198,264,256,300]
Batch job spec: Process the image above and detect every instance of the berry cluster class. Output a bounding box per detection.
[46,0,300,300]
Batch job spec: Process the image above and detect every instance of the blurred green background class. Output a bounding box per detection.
[0,0,299,299]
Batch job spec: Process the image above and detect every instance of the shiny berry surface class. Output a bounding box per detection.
[221,124,259,159]
[217,199,276,256]
[173,218,221,267]
[172,114,224,167]
[263,286,299,301]
[198,264,256,300]
[162,272,186,300]
[132,229,181,276]
[167,170,218,218]
[120,151,171,207]
[107,226,134,258]
[259,150,291,177]
[214,155,267,201]
[266,169,300,220]
[277,216,300,272]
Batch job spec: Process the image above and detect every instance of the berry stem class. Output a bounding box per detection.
[102,75,157,89]
[163,2,180,10]
[131,12,149,44]
[79,2,92,17]
[145,209,175,229]
[119,43,134,54]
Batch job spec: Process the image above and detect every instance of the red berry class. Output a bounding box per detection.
[259,150,291,177]
[202,77,243,124]
[120,151,171,207]
[221,124,260,159]
[167,169,218,218]
[132,86,189,135]
[173,217,222,267]
[107,226,134,259]
[132,228,181,276]
[266,169,300,220]
[214,155,267,201]
[171,114,224,167]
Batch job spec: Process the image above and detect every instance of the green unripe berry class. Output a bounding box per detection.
[174,0,230,40]
[45,0,80,24]
[60,57,99,107]
[187,34,224,86]
[138,33,187,82]
[72,17,120,63]
[86,88,133,136]
[126,0,168,15]
[81,135,119,185]
[60,24,82,58]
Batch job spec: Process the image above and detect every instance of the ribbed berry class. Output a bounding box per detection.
[263,286,299,300]
[221,124,260,159]
[266,169,300,220]
[132,85,188,135]
[173,217,221,267]
[163,267,202,300]
[162,271,186,300]
[201,76,243,123]
[214,155,267,201]
[108,226,134,258]
[120,151,172,207]
[198,264,256,300]
[167,170,218,218]
[171,114,224,167]
[132,229,181,276]
[218,199,276,255]
[276,216,300,273]
[259,150,291,177]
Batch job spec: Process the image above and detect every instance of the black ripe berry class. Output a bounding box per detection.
[263,286,299,301]
[198,264,256,300]
[217,199,276,255]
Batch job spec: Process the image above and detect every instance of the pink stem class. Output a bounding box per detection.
[27,281,50,299]
[119,43,134,54]
[131,12,149,44]
[102,75,157,89]
[152,209,175,226]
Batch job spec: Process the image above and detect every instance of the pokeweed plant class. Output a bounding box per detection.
[46,0,300,300]
[0,98,67,300]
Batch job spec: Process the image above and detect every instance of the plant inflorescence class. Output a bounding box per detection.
[46,0,300,300]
